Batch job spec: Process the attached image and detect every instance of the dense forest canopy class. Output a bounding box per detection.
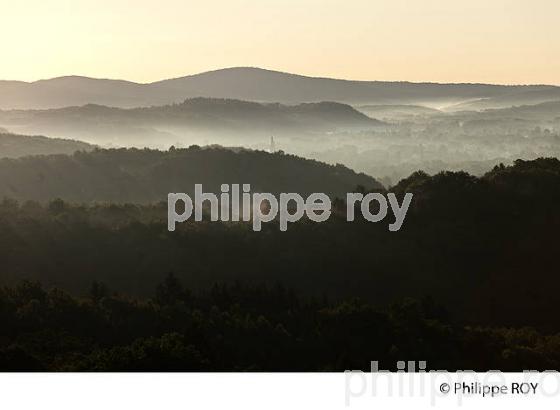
[0,157,558,327]
[0,119,558,372]
[0,136,558,371]
[0,146,382,202]
[2,278,559,371]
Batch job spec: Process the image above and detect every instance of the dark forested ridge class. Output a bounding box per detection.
[0,146,382,202]
[0,132,94,158]
[0,157,559,372]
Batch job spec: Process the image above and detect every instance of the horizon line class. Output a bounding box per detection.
[1,66,558,88]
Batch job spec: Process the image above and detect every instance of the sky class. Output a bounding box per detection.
[1,0,559,85]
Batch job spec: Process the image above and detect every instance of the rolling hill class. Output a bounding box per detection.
[0,146,382,203]
[0,132,94,158]
[446,88,560,111]
[441,100,560,129]
[458,100,560,121]
[355,104,441,121]
[0,98,385,146]
[1,67,559,110]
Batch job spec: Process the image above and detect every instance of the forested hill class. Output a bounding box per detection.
[0,158,557,331]
[0,132,94,158]
[0,99,385,145]
[0,146,382,203]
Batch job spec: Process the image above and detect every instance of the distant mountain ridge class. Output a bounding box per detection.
[1,67,559,110]
[0,98,383,145]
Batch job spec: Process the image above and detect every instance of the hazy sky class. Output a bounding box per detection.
[2,0,559,84]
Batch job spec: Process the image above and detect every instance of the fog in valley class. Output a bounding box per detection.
[1,67,559,185]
